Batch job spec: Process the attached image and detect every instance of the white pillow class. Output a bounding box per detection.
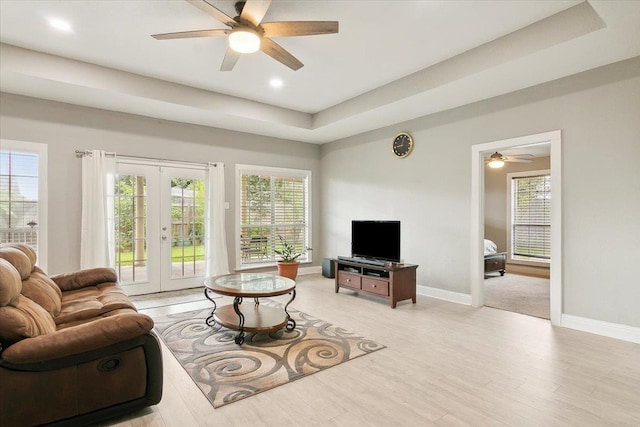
[484,239,498,256]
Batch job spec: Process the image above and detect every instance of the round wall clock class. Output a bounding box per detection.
[392,132,414,158]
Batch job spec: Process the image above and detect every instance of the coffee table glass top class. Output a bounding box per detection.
[204,273,295,297]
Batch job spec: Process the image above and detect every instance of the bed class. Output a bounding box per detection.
[484,239,506,276]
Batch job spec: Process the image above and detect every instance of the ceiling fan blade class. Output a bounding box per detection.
[240,0,272,26]
[151,29,230,40]
[188,0,237,27]
[220,47,241,71]
[260,37,303,71]
[505,158,533,163]
[262,21,339,37]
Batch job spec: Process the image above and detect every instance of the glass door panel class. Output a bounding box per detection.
[115,164,160,295]
[161,167,206,291]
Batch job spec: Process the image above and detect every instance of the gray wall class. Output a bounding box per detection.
[0,94,322,275]
[320,58,640,328]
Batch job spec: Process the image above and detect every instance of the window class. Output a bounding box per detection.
[0,140,48,269]
[236,165,311,268]
[508,170,551,263]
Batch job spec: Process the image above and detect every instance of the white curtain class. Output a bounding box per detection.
[205,163,230,276]
[80,150,116,269]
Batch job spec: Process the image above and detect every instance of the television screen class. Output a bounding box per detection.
[351,220,401,263]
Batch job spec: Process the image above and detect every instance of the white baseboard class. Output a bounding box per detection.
[561,314,640,344]
[299,266,322,276]
[417,285,472,305]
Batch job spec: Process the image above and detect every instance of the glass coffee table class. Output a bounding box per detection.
[203,273,296,345]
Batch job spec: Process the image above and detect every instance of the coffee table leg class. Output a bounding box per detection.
[284,289,296,331]
[233,296,245,345]
[204,288,217,327]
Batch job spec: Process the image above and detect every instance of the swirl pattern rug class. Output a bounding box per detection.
[153,303,385,408]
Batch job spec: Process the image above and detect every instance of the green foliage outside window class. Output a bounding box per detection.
[240,172,309,263]
[115,175,205,253]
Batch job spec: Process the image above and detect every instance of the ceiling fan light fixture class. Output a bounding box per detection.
[488,159,505,168]
[487,152,505,168]
[229,28,261,53]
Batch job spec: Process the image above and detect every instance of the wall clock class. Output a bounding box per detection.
[392,132,414,158]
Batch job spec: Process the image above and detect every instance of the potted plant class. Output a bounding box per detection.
[275,235,311,280]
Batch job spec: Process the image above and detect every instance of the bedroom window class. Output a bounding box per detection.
[508,170,551,263]
[236,164,311,268]
[0,140,48,269]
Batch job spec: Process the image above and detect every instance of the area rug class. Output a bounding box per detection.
[152,303,385,408]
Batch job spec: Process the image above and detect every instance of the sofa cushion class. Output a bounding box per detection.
[21,270,62,317]
[55,308,137,330]
[0,295,56,345]
[55,283,137,325]
[3,243,37,267]
[2,312,154,364]
[52,268,119,292]
[0,258,22,306]
[0,244,63,317]
[0,247,33,280]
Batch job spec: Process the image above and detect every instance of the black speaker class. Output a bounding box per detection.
[322,258,335,278]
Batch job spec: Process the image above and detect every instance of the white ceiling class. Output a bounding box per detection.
[1,1,639,144]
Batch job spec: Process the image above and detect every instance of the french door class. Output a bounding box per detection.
[115,163,206,295]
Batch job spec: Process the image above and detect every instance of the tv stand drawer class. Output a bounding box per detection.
[362,277,389,296]
[337,271,361,290]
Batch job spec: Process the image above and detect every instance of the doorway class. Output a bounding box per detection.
[115,162,206,295]
[470,130,562,325]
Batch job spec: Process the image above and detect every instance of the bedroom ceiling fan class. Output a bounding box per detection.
[486,152,533,168]
[151,0,339,71]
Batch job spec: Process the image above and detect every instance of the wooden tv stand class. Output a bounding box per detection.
[334,259,418,308]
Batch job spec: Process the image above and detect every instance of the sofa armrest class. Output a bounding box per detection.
[51,268,118,291]
[0,312,153,365]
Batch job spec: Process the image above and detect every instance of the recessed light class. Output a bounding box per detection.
[48,17,72,33]
[269,78,284,89]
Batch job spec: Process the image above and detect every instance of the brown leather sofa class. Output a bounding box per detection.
[0,243,162,426]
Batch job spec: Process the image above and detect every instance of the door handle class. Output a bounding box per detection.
[162,236,167,240]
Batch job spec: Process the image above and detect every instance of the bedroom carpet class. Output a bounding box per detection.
[484,273,550,319]
[152,302,385,408]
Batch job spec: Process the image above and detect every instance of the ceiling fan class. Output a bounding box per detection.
[485,152,533,168]
[151,0,339,71]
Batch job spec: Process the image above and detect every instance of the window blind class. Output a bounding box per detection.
[511,173,551,260]
[239,170,309,265]
[0,151,39,251]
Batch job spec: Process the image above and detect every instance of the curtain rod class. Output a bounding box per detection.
[74,150,223,167]
[75,150,115,158]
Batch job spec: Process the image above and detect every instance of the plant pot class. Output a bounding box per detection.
[277,261,300,280]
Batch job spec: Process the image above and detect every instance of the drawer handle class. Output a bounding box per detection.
[346,279,351,283]
[372,284,377,288]
[98,357,121,372]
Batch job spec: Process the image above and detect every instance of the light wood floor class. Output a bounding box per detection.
[104,274,640,426]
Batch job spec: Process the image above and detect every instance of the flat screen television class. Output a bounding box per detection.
[351,220,401,263]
